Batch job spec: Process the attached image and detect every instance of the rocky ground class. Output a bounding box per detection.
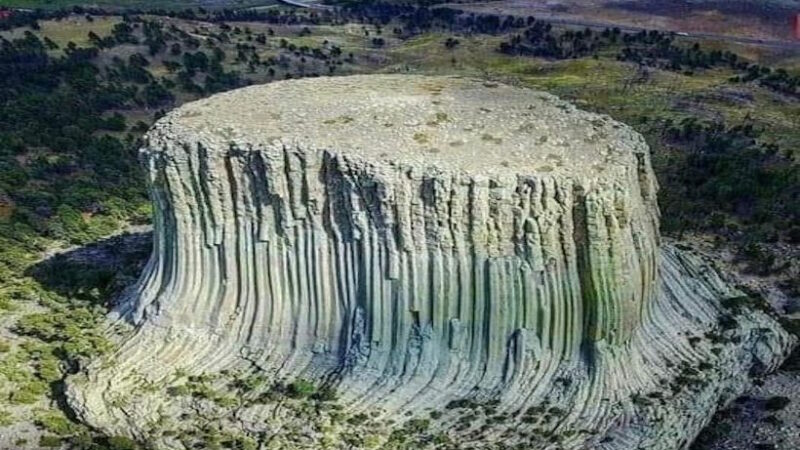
[696,367,800,450]
[10,226,799,450]
[689,235,800,450]
[0,226,153,450]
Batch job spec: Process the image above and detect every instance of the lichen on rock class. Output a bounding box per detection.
[67,75,794,449]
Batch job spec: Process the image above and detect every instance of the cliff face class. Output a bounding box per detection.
[67,76,793,449]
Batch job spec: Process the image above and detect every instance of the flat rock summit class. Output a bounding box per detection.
[67,75,794,449]
[161,74,636,176]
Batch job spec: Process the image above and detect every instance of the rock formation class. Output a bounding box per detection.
[67,75,794,449]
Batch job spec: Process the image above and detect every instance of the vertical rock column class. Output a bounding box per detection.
[66,77,790,450]
[112,75,661,405]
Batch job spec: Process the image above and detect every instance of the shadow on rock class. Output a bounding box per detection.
[26,229,153,308]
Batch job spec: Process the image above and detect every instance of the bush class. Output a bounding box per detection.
[0,410,13,427]
[781,346,800,371]
[780,318,800,338]
[9,380,48,405]
[764,396,790,411]
[312,385,338,402]
[287,379,316,399]
[34,412,77,435]
[167,385,190,397]
[106,435,140,450]
[405,418,430,433]
[39,436,62,448]
[445,398,478,410]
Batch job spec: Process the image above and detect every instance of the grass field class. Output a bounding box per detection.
[0,15,119,48]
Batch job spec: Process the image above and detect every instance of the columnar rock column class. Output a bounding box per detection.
[67,75,793,449]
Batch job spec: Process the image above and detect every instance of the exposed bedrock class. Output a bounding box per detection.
[67,75,794,449]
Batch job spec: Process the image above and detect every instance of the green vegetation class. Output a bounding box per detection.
[0,13,159,446]
[287,378,317,398]
[0,410,13,427]
[34,411,78,435]
[156,373,398,449]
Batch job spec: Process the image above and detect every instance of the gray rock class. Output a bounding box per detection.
[67,75,794,449]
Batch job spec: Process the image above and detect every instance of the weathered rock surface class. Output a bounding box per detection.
[67,75,794,449]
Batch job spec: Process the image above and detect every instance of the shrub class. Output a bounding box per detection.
[39,435,62,448]
[445,398,478,410]
[780,318,800,338]
[167,385,190,396]
[0,410,13,427]
[405,418,430,434]
[34,411,76,435]
[287,379,316,399]
[312,385,338,402]
[764,396,790,411]
[9,380,48,404]
[106,436,140,450]
[781,346,800,371]
[762,415,782,426]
